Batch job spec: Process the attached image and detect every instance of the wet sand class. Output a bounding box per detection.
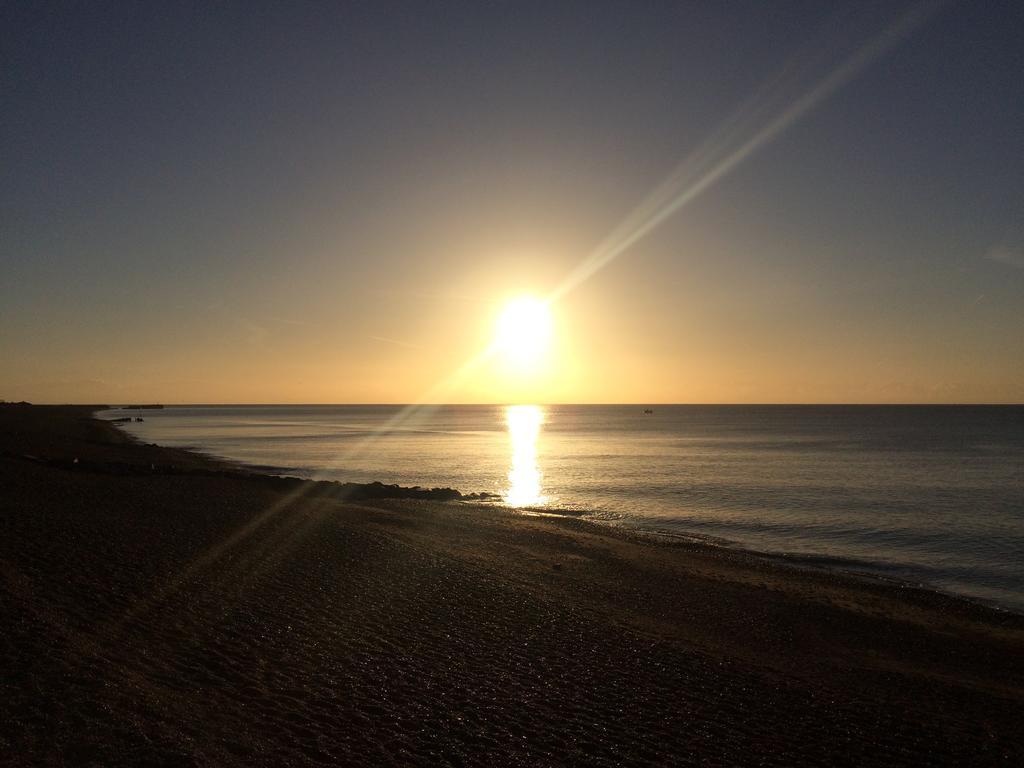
[1,404,1022,765]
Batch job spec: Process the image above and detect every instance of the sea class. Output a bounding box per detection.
[99,404,1024,613]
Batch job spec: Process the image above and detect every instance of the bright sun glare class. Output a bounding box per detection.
[493,296,552,374]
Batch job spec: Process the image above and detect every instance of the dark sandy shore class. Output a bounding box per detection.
[1,404,1022,766]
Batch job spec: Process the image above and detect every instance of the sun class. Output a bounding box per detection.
[493,295,553,374]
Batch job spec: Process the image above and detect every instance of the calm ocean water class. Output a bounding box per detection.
[101,405,1024,612]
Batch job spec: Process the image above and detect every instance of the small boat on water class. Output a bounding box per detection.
[643,408,653,414]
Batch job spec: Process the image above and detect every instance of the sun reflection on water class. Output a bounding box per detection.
[505,405,545,506]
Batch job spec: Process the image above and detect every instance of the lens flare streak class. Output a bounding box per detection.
[549,0,947,303]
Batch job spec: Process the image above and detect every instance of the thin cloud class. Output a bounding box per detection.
[987,245,1024,269]
[369,335,423,350]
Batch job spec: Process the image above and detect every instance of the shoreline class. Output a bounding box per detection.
[99,405,1024,619]
[3,403,1023,764]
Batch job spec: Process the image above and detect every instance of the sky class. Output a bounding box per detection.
[2,0,1022,404]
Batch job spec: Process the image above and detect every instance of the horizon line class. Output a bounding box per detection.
[19,401,1024,408]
